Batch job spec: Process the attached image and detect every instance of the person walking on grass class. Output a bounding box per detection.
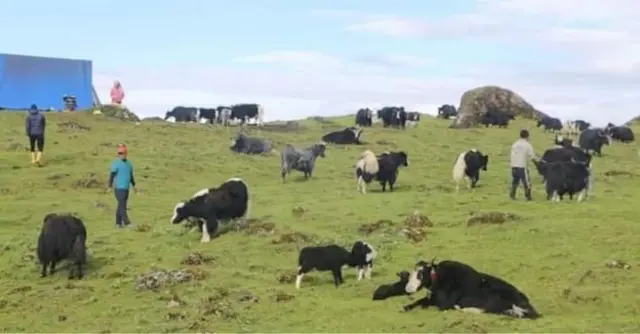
[25,104,46,166]
[108,144,136,228]
[509,129,537,201]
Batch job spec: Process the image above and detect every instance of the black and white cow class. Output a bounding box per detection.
[452,149,489,191]
[437,104,457,120]
[480,108,512,128]
[405,112,421,127]
[230,133,273,154]
[376,151,409,192]
[230,103,265,126]
[37,213,88,279]
[403,259,541,319]
[295,241,376,289]
[322,127,363,145]
[372,271,413,301]
[377,106,407,129]
[197,108,217,124]
[535,161,591,202]
[165,106,198,123]
[579,128,611,156]
[355,108,374,127]
[605,123,635,143]
[536,145,592,179]
[536,116,563,132]
[170,178,250,243]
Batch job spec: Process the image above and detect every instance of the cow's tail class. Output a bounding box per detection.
[452,152,467,184]
[257,105,265,127]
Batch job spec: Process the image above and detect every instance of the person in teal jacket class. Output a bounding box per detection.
[108,144,136,227]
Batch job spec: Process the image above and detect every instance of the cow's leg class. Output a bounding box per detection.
[364,263,373,279]
[577,189,587,202]
[356,265,364,281]
[49,261,57,275]
[331,268,343,287]
[41,262,49,277]
[402,296,434,312]
[295,265,311,289]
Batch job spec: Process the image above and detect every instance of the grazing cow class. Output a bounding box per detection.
[403,260,540,319]
[355,150,380,194]
[373,271,413,301]
[322,127,363,145]
[216,106,232,126]
[295,241,376,289]
[197,108,217,124]
[536,116,563,132]
[377,106,407,129]
[480,109,512,128]
[574,120,591,132]
[355,108,374,127]
[230,133,273,154]
[280,142,327,181]
[170,178,251,243]
[37,213,88,279]
[579,128,611,156]
[405,112,421,127]
[165,106,198,123]
[452,149,489,191]
[605,124,635,143]
[437,104,458,119]
[536,144,592,186]
[376,151,409,192]
[534,160,591,202]
[230,103,265,126]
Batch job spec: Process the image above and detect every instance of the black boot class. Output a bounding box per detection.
[524,188,532,201]
[509,186,517,200]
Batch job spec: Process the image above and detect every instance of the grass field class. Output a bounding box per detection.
[1,111,639,333]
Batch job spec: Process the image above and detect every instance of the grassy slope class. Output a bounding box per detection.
[1,112,639,333]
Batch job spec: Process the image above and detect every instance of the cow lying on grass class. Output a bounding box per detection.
[402,259,540,319]
[37,213,88,279]
[372,271,413,300]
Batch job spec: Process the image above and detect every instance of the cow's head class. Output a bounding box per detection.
[397,270,411,283]
[170,202,188,224]
[313,142,326,158]
[481,154,489,171]
[405,258,436,294]
[396,151,409,167]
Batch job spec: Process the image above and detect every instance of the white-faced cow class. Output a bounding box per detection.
[452,149,489,191]
[295,241,376,289]
[170,178,251,243]
[37,213,88,279]
[403,259,541,319]
[322,127,363,145]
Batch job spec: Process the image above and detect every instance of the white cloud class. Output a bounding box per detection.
[93,1,640,126]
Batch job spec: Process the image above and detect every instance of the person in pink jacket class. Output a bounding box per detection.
[110,80,125,105]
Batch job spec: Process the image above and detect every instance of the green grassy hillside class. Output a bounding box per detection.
[1,111,639,332]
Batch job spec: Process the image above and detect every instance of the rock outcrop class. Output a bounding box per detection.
[84,104,141,122]
[449,85,544,129]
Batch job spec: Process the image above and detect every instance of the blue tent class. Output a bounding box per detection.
[0,53,96,111]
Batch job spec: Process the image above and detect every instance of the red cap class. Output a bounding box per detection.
[117,144,128,155]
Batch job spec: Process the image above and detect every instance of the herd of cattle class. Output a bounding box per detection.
[36,104,637,322]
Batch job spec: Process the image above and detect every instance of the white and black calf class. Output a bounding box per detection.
[37,213,88,279]
[405,112,421,127]
[321,127,363,145]
[198,108,217,124]
[295,241,376,289]
[377,151,409,192]
[372,271,413,300]
[170,178,251,243]
[452,149,489,191]
[403,260,540,319]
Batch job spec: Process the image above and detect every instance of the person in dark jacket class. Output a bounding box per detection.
[108,144,137,228]
[25,104,46,165]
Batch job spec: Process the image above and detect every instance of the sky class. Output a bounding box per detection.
[2,0,640,125]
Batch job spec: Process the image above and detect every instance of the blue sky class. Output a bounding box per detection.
[2,0,639,124]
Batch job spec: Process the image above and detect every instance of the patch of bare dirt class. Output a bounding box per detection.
[467,212,523,226]
[603,170,637,177]
[272,231,317,245]
[358,219,394,235]
[181,252,216,265]
[400,211,433,243]
[135,268,207,291]
[72,173,104,189]
[5,142,24,152]
[57,121,91,132]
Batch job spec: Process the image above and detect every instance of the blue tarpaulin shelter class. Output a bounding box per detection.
[0,53,96,111]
